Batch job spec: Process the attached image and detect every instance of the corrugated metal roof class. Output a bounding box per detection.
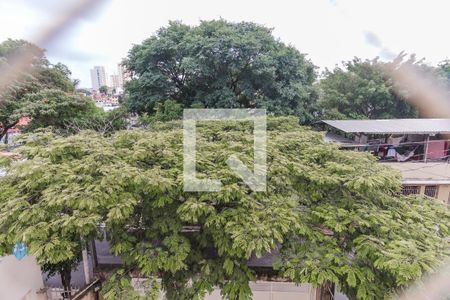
[322,118,450,134]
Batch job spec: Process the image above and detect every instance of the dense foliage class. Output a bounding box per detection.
[137,99,189,126]
[0,39,101,142]
[0,117,449,300]
[437,59,450,82]
[436,60,450,96]
[62,107,129,135]
[318,57,418,120]
[21,89,99,132]
[124,20,318,124]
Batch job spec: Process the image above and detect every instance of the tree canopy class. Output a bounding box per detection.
[124,20,318,124]
[436,59,450,98]
[99,85,108,95]
[21,89,99,132]
[1,117,448,300]
[436,59,450,83]
[317,57,418,120]
[0,39,98,142]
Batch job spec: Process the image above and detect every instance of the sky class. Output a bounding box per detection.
[0,0,449,88]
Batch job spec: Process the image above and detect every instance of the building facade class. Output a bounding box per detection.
[386,162,450,203]
[117,63,131,87]
[90,66,108,91]
[109,74,120,89]
[320,118,450,204]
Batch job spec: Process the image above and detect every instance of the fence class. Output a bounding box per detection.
[46,286,80,300]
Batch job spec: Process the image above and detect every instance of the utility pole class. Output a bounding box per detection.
[424,134,430,163]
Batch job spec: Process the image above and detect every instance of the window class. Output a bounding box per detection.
[424,185,439,198]
[402,185,420,196]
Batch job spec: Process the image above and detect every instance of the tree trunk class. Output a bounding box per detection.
[316,281,335,300]
[0,130,6,145]
[60,267,72,299]
[82,240,91,284]
[0,121,18,144]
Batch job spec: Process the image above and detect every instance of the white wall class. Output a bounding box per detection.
[0,255,45,300]
[204,282,316,300]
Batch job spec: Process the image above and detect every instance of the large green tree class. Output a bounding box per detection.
[124,20,318,123]
[318,57,418,120]
[1,117,448,300]
[0,39,94,142]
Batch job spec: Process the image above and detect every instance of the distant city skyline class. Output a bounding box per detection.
[89,64,125,91]
[1,0,450,88]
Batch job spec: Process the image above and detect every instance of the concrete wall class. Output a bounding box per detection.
[204,282,316,300]
[416,184,450,203]
[133,280,317,300]
[0,255,44,300]
[131,279,350,300]
[436,184,450,203]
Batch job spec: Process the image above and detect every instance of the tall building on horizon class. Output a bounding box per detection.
[117,63,124,88]
[90,66,107,91]
[110,74,120,89]
[117,63,131,87]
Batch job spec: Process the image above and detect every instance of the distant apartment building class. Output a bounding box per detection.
[117,63,131,87]
[117,64,124,87]
[90,66,108,91]
[110,74,120,89]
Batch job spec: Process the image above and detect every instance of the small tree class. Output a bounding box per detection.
[22,89,100,132]
[99,85,108,95]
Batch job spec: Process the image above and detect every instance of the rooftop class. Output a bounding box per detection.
[322,118,450,134]
[384,162,450,184]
